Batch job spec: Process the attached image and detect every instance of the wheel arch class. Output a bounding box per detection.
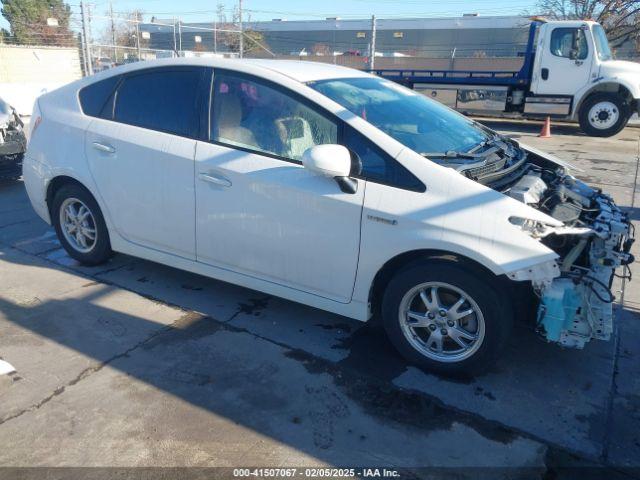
[46,175,110,229]
[573,81,635,119]
[367,249,514,320]
[46,175,89,214]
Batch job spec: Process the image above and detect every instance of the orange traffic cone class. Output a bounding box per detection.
[539,116,551,138]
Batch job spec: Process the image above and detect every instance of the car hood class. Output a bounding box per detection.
[518,142,581,172]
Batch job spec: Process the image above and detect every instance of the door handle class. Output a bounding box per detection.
[541,68,549,80]
[199,172,232,187]
[92,141,116,154]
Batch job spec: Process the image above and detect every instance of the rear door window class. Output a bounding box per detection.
[114,67,205,138]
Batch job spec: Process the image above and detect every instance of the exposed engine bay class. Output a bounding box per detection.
[0,97,26,180]
[450,134,634,348]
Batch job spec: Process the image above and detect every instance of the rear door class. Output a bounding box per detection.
[84,66,207,259]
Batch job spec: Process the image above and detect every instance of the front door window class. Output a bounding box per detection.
[210,73,337,161]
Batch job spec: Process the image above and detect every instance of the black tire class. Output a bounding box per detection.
[578,92,630,138]
[381,260,512,377]
[52,183,112,265]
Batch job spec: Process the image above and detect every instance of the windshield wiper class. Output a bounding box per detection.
[421,148,497,161]
[420,150,479,160]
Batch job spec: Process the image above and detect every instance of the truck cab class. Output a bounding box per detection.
[530,20,640,136]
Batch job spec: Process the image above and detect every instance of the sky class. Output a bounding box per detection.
[1,0,541,32]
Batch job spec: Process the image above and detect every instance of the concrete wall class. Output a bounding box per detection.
[0,45,83,115]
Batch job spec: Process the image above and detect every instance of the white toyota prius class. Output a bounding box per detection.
[23,58,633,376]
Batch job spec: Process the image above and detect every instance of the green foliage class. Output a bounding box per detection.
[1,0,73,46]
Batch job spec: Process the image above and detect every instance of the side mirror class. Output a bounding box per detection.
[569,49,579,60]
[302,144,358,194]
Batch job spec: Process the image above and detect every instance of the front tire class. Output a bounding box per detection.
[578,93,630,137]
[381,260,512,377]
[52,184,112,265]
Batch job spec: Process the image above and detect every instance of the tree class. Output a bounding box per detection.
[537,0,640,48]
[99,9,148,61]
[1,0,73,46]
[213,1,268,55]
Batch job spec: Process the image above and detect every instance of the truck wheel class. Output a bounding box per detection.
[579,93,630,137]
[52,184,113,265]
[381,260,512,377]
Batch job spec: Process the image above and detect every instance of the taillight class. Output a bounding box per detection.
[30,115,42,140]
[29,100,42,143]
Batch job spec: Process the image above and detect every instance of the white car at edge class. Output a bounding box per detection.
[23,58,633,376]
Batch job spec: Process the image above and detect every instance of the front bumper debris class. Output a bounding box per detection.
[536,192,633,348]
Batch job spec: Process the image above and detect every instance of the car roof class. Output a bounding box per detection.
[87,57,372,84]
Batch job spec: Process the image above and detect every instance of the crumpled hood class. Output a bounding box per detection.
[518,142,582,172]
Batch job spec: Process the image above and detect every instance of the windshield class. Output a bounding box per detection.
[309,77,492,156]
[593,24,613,61]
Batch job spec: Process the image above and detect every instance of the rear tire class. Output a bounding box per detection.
[578,93,630,137]
[381,260,512,377]
[52,183,112,265]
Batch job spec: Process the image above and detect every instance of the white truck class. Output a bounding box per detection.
[374,18,640,137]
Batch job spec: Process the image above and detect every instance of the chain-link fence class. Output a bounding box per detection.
[80,10,247,75]
[3,6,640,79]
[75,13,534,76]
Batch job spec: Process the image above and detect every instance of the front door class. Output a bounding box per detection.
[195,71,364,302]
[85,66,206,259]
[532,23,594,96]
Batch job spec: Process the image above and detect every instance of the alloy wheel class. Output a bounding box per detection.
[398,281,485,363]
[59,197,98,253]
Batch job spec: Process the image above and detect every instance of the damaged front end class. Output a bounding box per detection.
[454,135,634,349]
[0,97,27,180]
[503,147,634,348]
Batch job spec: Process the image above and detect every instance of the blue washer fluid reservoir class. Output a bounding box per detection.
[536,278,582,342]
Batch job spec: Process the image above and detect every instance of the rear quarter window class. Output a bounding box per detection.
[114,67,205,138]
[78,75,120,118]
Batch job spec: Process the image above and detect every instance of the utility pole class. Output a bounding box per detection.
[109,2,116,61]
[369,15,377,71]
[172,18,177,56]
[214,22,218,54]
[238,0,243,58]
[135,14,141,60]
[178,19,182,54]
[87,3,93,49]
[80,1,93,75]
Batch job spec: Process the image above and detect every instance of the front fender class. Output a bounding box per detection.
[572,77,640,119]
